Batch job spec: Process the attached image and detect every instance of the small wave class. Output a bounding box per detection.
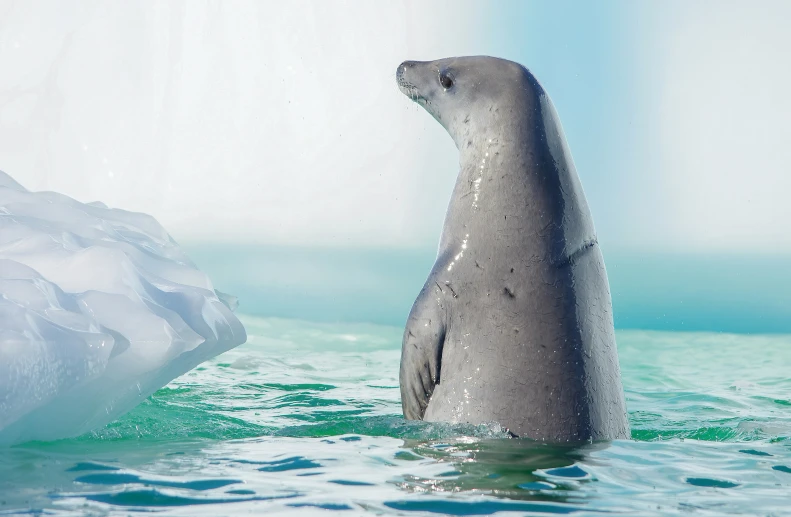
[275,415,514,441]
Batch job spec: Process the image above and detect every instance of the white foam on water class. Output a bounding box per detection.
[0,171,246,445]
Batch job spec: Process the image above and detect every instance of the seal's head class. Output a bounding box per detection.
[396,56,540,148]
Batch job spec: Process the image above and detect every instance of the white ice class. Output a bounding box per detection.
[0,171,246,445]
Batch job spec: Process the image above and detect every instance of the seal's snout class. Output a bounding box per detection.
[397,61,421,99]
[396,61,415,88]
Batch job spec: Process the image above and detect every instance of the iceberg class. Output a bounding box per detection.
[0,171,246,445]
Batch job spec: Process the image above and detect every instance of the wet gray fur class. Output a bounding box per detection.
[396,56,629,442]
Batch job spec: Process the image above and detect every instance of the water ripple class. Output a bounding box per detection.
[1,319,790,516]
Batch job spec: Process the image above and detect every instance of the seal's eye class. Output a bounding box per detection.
[439,71,454,90]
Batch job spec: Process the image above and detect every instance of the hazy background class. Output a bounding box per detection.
[1,0,790,332]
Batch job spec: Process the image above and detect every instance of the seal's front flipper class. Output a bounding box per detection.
[400,283,446,420]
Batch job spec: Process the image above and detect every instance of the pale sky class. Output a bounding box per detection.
[649,1,791,253]
[0,1,789,253]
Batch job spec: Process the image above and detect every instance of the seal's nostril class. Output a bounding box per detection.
[398,60,417,74]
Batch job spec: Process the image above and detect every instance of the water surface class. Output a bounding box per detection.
[1,316,790,516]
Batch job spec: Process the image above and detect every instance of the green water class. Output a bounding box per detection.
[1,316,790,516]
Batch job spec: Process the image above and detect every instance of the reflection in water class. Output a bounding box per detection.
[397,438,602,503]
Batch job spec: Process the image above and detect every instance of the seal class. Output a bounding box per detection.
[396,56,629,442]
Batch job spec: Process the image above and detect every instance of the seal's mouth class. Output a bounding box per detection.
[398,79,422,102]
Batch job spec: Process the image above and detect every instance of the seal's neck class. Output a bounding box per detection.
[440,99,598,267]
[455,128,509,180]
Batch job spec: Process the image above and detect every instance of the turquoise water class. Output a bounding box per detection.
[184,245,791,334]
[2,315,790,516]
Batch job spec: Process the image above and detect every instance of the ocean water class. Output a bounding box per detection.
[183,245,791,334]
[1,315,790,516]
